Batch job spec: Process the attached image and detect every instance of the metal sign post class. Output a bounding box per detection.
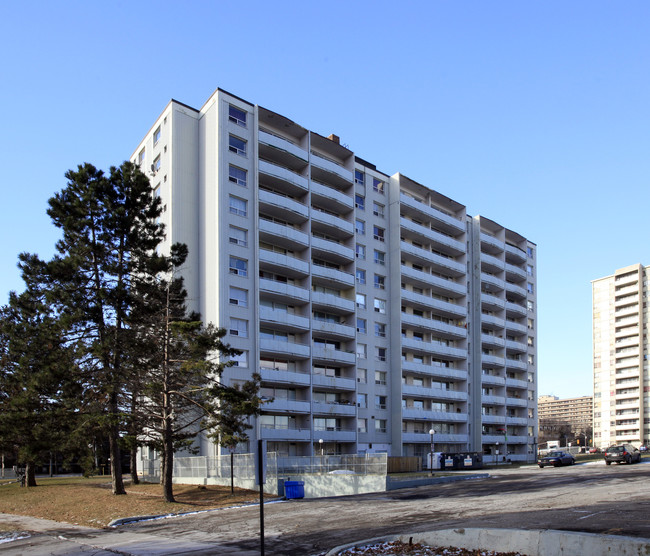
[257,439,267,555]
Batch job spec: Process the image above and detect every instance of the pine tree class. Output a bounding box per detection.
[23,161,167,495]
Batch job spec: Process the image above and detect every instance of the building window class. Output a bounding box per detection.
[229,135,247,156]
[358,418,367,433]
[356,293,366,309]
[527,246,534,258]
[355,169,365,185]
[527,336,534,346]
[356,244,366,260]
[375,419,387,433]
[229,286,248,307]
[355,219,365,235]
[375,395,387,409]
[376,347,387,362]
[527,318,534,329]
[375,371,386,385]
[229,317,248,338]
[229,165,247,187]
[355,194,365,210]
[528,354,535,365]
[357,393,367,408]
[527,300,534,312]
[527,282,534,294]
[229,226,247,247]
[229,256,247,277]
[229,196,247,217]
[356,343,367,359]
[373,226,385,242]
[231,351,248,367]
[356,269,366,284]
[373,202,385,218]
[374,298,386,314]
[357,318,367,334]
[527,264,533,276]
[229,105,247,127]
[374,250,385,265]
[375,323,386,338]
[357,368,367,383]
[153,126,161,146]
[373,178,384,194]
[374,274,385,290]
[138,148,145,165]
[153,154,161,172]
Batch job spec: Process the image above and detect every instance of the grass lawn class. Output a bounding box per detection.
[0,475,270,529]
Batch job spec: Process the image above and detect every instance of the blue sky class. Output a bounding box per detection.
[2,1,650,399]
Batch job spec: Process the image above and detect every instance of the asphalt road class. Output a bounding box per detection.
[3,459,650,555]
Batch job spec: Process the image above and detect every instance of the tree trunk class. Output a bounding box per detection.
[162,417,175,503]
[130,445,140,485]
[25,461,37,487]
[109,393,126,495]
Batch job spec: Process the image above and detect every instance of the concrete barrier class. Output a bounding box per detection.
[327,528,650,555]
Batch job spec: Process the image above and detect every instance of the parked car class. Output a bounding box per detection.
[639,446,648,452]
[538,451,575,468]
[589,447,600,453]
[603,444,641,465]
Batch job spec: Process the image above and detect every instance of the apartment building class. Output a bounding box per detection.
[593,264,649,448]
[538,395,593,445]
[131,87,538,463]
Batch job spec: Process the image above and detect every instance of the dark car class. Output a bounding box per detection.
[604,444,641,465]
[538,451,575,468]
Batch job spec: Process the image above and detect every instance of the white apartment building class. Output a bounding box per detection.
[593,264,649,448]
[131,87,538,463]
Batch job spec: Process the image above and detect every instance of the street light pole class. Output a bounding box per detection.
[318,438,323,472]
[496,442,499,466]
[429,428,435,475]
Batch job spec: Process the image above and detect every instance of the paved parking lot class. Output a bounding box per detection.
[2,459,650,555]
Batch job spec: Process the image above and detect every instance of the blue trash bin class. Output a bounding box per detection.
[284,480,305,499]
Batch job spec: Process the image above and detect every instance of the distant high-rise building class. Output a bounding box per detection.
[538,395,593,446]
[592,264,648,448]
[131,87,539,463]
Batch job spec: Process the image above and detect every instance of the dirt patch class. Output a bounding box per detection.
[0,476,273,529]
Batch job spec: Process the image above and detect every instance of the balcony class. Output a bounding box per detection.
[505,301,527,318]
[401,360,467,381]
[312,401,356,416]
[311,236,354,264]
[505,319,527,335]
[505,358,527,371]
[506,377,529,390]
[402,432,467,444]
[314,428,356,442]
[399,193,465,235]
[259,129,308,170]
[481,333,505,348]
[400,265,466,297]
[258,219,309,251]
[402,384,467,402]
[482,273,505,292]
[401,312,467,340]
[258,159,308,196]
[482,373,505,387]
[260,426,311,441]
[259,339,310,359]
[311,210,354,240]
[506,416,528,426]
[481,292,505,310]
[311,344,356,365]
[311,265,354,289]
[506,397,528,408]
[401,289,467,319]
[482,354,505,367]
[482,314,505,329]
[481,414,506,425]
[260,367,311,387]
[312,373,356,391]
[261,398,311,414]
[505,339,527,353]
[481,253,504,273]
[505,263,527,281]
[401,408,468,422]
[400,217,465,256]
[480,233,504,253]
[310,181,354,214]
[505,281,527,299]
[258,189,308,224]
[259,249,309,277]
[312,320,356,341]
[311,291,355,313]
[505,243,527,263]
[259,307,310,332]
[310,153,353,188]
[482,394,506,405]
[259,279,310,305]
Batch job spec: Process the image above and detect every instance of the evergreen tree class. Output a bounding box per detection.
[22,161,166,494]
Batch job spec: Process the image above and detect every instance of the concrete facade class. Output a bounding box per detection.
[592,264,649,448]
[131,87,538,464]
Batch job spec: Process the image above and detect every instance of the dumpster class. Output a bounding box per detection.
[284,480,305,499]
